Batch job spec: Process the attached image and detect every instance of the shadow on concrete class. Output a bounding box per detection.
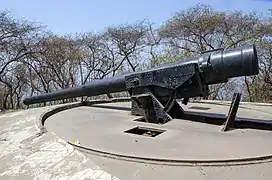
[91,104,130,111]
[90,104,272,131]
[182,111,272,131]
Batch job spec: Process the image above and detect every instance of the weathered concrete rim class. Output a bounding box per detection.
[71,143,272,167]
[38,98,272,167]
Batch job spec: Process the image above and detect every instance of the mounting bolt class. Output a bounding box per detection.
[132,78,140,86]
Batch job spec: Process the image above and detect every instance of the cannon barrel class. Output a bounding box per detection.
[23,45,258,105]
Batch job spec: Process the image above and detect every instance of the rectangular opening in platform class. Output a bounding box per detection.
[124,126,165,137]
[188,106,211,110]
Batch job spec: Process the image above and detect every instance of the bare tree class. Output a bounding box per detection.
[106,21,148,72]
[0,11,42,109]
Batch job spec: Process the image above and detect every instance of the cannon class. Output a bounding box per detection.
[23,45,259,124]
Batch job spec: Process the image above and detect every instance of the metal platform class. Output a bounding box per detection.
[44,101,272,165]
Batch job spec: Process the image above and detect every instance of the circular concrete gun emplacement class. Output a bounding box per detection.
[44,101,272,166]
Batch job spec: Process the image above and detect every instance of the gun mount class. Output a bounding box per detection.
[23,45,259,124]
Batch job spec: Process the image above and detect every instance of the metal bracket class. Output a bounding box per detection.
[221,92,242,132]
[131,89,184,124]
